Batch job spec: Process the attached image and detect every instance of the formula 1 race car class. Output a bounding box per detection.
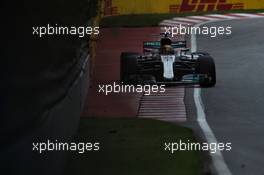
[120,34,216,87]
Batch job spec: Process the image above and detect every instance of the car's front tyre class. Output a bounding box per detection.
[120,52,140,84]
[196,56,216,87]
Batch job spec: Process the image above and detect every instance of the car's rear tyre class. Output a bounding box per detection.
[120,52,140,84]
[196,56,216,87]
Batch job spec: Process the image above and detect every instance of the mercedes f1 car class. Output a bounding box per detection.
[120,34,216,87]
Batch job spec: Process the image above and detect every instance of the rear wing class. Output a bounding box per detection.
[143,41,187,53]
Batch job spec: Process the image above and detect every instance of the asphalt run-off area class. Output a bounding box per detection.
[82,27,186,120]
[82,27,160,117]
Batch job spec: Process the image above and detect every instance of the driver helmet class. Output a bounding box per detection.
[161,45,174,54]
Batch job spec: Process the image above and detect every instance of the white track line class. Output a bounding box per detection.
[172,17,203,23]
[187,15,221,21]
[230,13,264,18]
[160,22,189,27]
[191,20,232,175]
[206,14,239,19]
[162,19,192,26]
[159,14,264,174]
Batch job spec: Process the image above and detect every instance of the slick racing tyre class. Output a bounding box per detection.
[120,52,140,84]
[196,56,216,87]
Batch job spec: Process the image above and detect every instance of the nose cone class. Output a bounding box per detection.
[161,55,176,80]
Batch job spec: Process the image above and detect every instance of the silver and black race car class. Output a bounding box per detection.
[120,34,216,87]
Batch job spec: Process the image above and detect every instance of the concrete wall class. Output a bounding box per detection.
[1,0,100,174]
[2,53,90,175]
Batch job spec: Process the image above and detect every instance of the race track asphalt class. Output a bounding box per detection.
[187,18,264,175]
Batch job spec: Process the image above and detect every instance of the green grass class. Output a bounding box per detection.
[100,9,264,27]
[66,118,204,175]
